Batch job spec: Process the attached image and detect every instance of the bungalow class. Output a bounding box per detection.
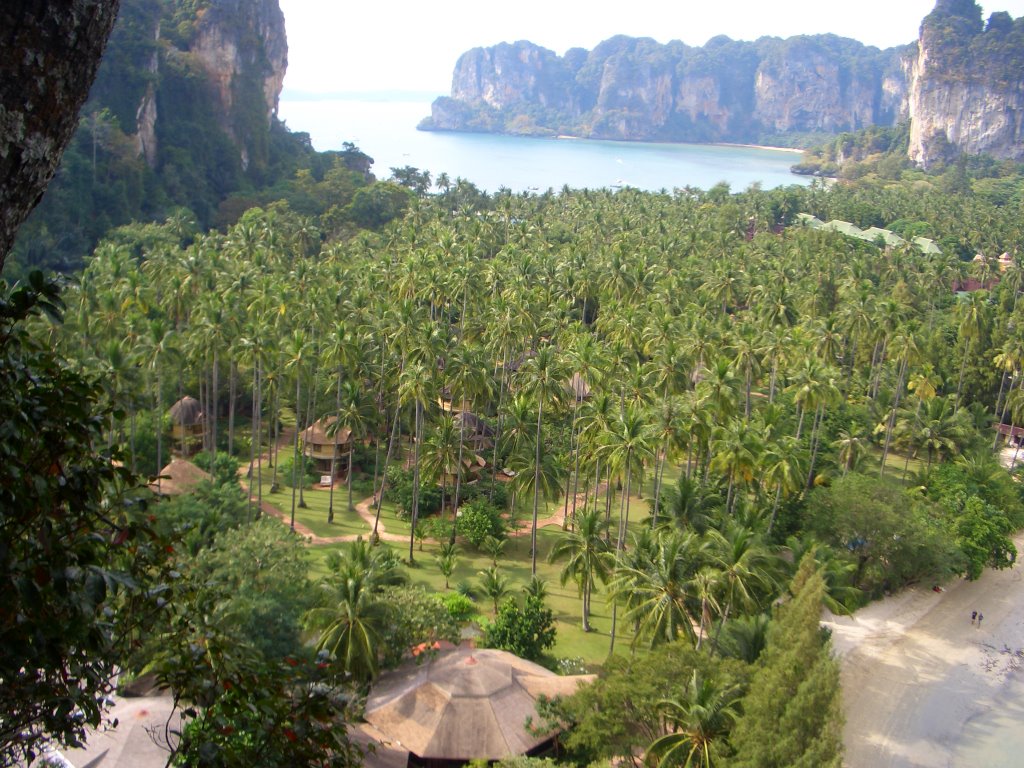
[168,396,204,453]
[300,417,353,479]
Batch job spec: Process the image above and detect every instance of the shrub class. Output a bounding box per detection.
[385,466,442,518]
[193,450,241,486]
[436,592,476,623]
[481,596,556,662]
[276,452,317,489]
[459,499,507,549]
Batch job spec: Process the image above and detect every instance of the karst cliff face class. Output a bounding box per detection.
[91,0,288,171]
[908,1,1024,167]
[424,34,911,144]
[424,1,1023,165]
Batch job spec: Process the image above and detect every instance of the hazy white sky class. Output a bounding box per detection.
[277,1,1024,95]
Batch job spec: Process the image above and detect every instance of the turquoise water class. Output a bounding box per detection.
[277,96,812,194]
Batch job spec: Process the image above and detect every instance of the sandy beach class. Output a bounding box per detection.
[827,532,1024,767]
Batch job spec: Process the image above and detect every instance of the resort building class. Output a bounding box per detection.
[300,416,353,479]
[356,646,593,768]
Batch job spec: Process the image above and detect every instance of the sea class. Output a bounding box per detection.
[277,92,812,194]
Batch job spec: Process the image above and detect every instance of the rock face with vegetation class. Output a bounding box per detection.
[909,0,1024,167]
[423,1,1024,165]
[424,35,910,144]
[9,0,303,273]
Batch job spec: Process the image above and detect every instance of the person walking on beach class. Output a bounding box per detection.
[971,610,977,625]
[977,612,984,627]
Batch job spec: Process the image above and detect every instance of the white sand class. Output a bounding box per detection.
[826,533,1024,767]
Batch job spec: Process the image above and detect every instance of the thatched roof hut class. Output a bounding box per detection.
[362,646,593,764]
[567,372,591,402]
[300,416,353,449]
[149,458,211,496]
[168,396,204,427]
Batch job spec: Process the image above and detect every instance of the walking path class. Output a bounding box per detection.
[827,531,1024,767]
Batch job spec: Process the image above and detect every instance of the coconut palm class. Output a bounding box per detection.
[646,670,742,768]
[478,566,512,614]
[609,530,703,649]
[548,507,613,631]
[518,345,567,574]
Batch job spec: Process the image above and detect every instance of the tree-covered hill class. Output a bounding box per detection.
[4,0,388,277]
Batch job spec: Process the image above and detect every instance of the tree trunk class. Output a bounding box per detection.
[530,398,545,575]
[227,359,237,457]
[879,358,909,476]
[328,366,342,523]
[0,0,122,269]
[373,400,402,541]
[290,372,301,529]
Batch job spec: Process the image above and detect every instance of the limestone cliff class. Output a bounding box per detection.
[424,1,1024,165]
[908,1,1024,166]
[422,34,910,144]
[190,0,288,169]
[88,0,288,171]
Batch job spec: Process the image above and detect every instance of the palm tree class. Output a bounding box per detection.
[547,507,613,631]
[609,530,702,649]
[334,380,374,516]
[519,345,567,574]
[478,566,511,614]
[646,671,742,768]
[305,564,388,683]
[707,524,777,654]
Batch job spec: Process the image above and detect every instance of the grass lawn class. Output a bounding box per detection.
[297,484,654,666]
[251,462,660,665]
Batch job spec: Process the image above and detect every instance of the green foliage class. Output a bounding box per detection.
[728,555,844,768]
[436,591,477,622]
[481,595,557,661]
[952,496,1016,579]
[277,451,318,489]
[0,275,171,765]
[805,473,962,595]
[459,498,508,548]
[193,450,241,486]
[543,643,750,766]
[189,519,314,662]
[385,466,442,518]
[375,586,461,668]
[159,479,251,557]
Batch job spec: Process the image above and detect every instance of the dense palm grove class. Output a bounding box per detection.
[13,172,1024,766]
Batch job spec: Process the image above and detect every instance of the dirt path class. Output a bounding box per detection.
[826,532,1024,767]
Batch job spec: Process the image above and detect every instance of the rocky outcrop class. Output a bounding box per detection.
[191,0,288,167]
[423,34,912,145]
[908,1,1024,166]
[89,0,288,170]
[425,1,1024,165]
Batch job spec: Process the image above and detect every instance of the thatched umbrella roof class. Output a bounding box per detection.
[149,458,211,496]
[363,646,593,762]
[301,416,352,446]
[168,396,204,427]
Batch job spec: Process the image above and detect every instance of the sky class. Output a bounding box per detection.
[277,0,1024,96]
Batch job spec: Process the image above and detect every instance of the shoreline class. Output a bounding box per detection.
[713,141,806,154]
[827,532,1024,767]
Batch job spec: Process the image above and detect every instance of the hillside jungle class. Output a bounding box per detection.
[7,154,1024,765]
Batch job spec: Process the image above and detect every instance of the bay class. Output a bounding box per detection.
[278,94,812,193]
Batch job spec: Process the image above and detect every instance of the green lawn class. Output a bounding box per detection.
[293,482,652,666]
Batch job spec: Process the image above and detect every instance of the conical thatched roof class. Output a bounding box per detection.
[454,411,495,438]
[149,458,211,496]
[168,396,204,427]
[363,646,593,762]
[300,416,352,445]
[567,372,591,401]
